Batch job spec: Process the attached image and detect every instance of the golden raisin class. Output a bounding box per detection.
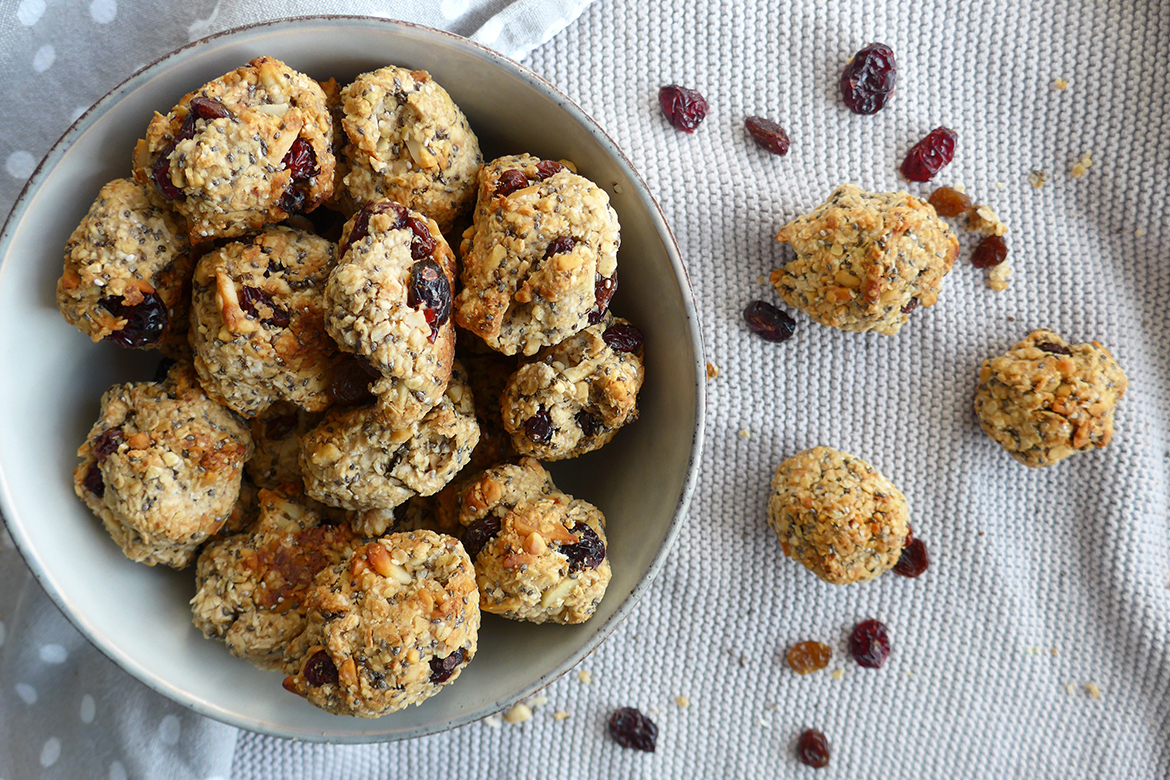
[786,641,832,674]
[928,186,972,218]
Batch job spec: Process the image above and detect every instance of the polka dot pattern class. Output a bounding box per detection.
[89,0,117,24]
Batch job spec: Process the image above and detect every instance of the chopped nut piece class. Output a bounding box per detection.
[967,204,1008,236]
[987,263,1012,291]
[1071,152,1093,178]
[1029,170,1048,188]
[1052,77,1069,90]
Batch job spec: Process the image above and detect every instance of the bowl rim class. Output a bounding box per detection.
[0,14,706,741]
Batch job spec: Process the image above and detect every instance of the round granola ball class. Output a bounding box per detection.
[767,446,910,585]
[325,200,456,427]
[501,314,645,461]
[191,488,361,670]
[132,56,335,242]
[770,184,958,335]
[974,329,1127,467]
[340,66,482,232]
[282,531,480,718]
[455,153,620,356]
[56,178,193,351]
[190,226,340,418]
[300,361,480,513]
[73,361,252,568]
[449,458,612,624]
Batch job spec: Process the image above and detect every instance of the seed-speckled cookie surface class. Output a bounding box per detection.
[502,315,644,461]
[325,201,456,427]
[767,446,910,585]
[56,178,192,351]
[974,329,1127,467]
[190,226,340,418]
[449,458,612,624]
[771,184,958,335]
[191,488,361,670]
[455,154,620,356]
[132,56,335,242]
[282,531,480,718]
[300,362,480,512]
[73,361,252,568]
[340,66,481,232]
[245,403,324,489]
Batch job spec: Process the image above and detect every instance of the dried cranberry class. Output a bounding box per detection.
[544,236,577,258]
[428,648,465,684]
[82,463,105,498]
[282,137,319,182]
[150,151,183,201]
[797,729,831,768]
[327,357,379,407]
[743,301,795,343]
[608,707,657,752]
[303,650,339,687]
[407,258,451,342]
[602,323,643,353]
[1036,341,1072,355]
[534,159,565,179]
[494,169,530,197]
[264,413,299,441]
[277,184,308,215]
[900,127,958,182]
[894,537,929,578]
[901,298,920,315]
[841,43,897,115]
[588,273,617,325]
[100,293,169,348]
[187,96,233,122]
[787,641,832,674]
[575,410,602,439]
[461,516,501,561]
[93,428,123,460]
[561,522,605,571]
[849,619,891,668]
[928,185,972,218]
[239,286,290,328]
[523,407,554,445]
[744,116,790,155]
[971,234,1008,268]
[659,84,708,133]
[339,201,410,258]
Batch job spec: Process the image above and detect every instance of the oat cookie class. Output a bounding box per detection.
[190,226,340,418]
[245,403,324,489]
[771,184,958,335]
[191,488,361,670]
[340,66,481,232]
[449,458,612,624]
[974,329,1127,467]
[455,154,620,356]
[57,178,193,351]
[282,531,480,717]
[767,446,910,585]
[458,349,519,473]
[325,200,457,426]
[502,315,644,461]
[300,361,480,512]
[215,475,262,540]
[133,56,335,241]
[73,361,252,568]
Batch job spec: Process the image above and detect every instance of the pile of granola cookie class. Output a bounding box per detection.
[57,56,646,719]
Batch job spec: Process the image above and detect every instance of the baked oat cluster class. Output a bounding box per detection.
[974,329,1128,467]
[60,56,642,719]
[767,446,910,585]
[771,183,958,335]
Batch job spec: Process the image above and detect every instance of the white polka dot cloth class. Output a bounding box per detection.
[3,0,1170,778]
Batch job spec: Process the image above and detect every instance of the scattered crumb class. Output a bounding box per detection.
[1071,152,1094,178]
[1029,170,1048,189]
[987,263,1012,291]
[996,182,1005,189]
[529,695,549,708]
[1007,316,1016,321]
[504,703,533,724]
[757,715,771,728]
[676,696,690,708]
[1051,648,1059,656]
[757,276,766,285]
[831,669,844,680]
[1085,682,1101,700]
[613,183,622,194]
[482,715,502,728]
[559,159,578,173]
[706,362,719,379]
[1136,228,1146,238]
[738,655,747,668]
[967,204,1008,236]
[553,710,570,721]
[738,429,751,439]
[906,671,913,678]
[953,183,967,193]
[1066,683,1076,695]
[1026,646,1040,656]
[577,670,593,685]
[1053,77,1069,91]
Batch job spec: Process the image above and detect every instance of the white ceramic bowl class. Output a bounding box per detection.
[0,17,704,741]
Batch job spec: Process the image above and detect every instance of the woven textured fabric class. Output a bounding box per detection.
[3,0,1168,776]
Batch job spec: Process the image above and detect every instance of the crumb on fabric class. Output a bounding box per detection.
[1066,683,1076,695]
[504,703,533,724]
[1085,682,1101,700]
[482,715,502,728]
[676,696,690,708]
[987,263,1012,291]
[1071,152,1093,178]
[1053,77,1069,90]
[967,204,1008,236]
[739,429,751,439]
[831,668,844,680]
[1136,228,1146,238]
[706,362,719,379]
[553,710,570,721]
[1029,170,1048,188]
[578,670,593,684]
